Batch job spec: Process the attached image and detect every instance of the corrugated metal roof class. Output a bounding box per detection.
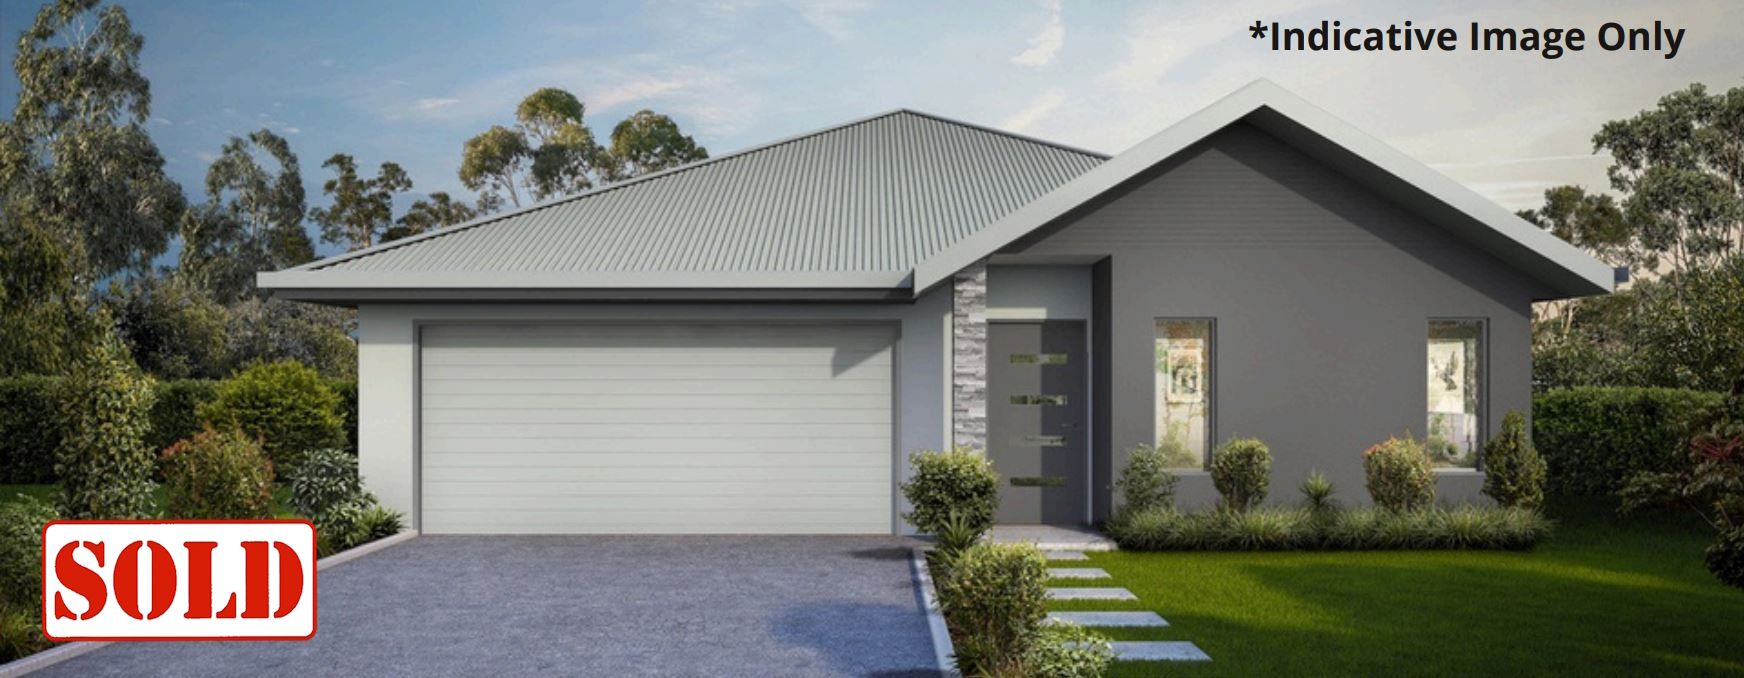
[309,110,1106,276]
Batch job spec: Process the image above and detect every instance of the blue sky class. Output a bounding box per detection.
[2,0,1740,260]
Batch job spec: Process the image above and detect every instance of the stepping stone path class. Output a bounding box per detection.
[1040,549,1212,663]
[1047,567,1110,579]
[1108,641,1212,662]
[1046,611,1168,627]
[1046,587,1137,601]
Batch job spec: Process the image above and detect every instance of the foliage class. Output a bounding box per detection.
[159,427,274,519]
[329,377,359,452]
[223,298,357,379]
[146,378,219,454]
[1105,504,1551,551]
[901,447,999,536]
[1115,443,1180,515]
[1210,437,1271,511]
[930,510,984,579]
[601,110,709,181]
[1706,527,1744,590]
[1023,623,1113,678]
[1300,469,1337,513]
[180,129,313,302]
[1363,435,1435,512]
[0,375,61,483]
[54,332,156,519]
[286,447,402,555]
[934,542,1049,677]
[385,191,477,243]
[1483,411,1547,508]
[199,360,345,475]
[459,88,708,208]
[0,495,57,610]
[0,603,51,663]
[309,153,413,252]
[1620,395,1744,588]
[1534,387,1724,495]
[110,274,231,379]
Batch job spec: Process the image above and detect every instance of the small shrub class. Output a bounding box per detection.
[0,604,51,663]
[199,360,345,477]
[1116,444,1180,514]
[1364,435,1435,512]
[160,428,275,519]
[147,379,219,454]
[1706,527,1744,590]
[1224,508,1300,550]
[1106,504,1550,551]
[930,510,984,578]
[1210,437,1270,511]
[1300,470,1337,513]
[1025,623,1113,678]
[1483,411,1547,508]
[0,496,58,611]
[901,447,999,536]
[328,378,359,453]
[55,335,158,520]
[1534,387,1724,494]
[287,448,403,555]
[0,375,61,484]
[935,542,1048,676]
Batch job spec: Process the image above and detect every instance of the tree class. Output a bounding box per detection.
[310,154,412,251]
[601,109,708,181]
[458,88,706,209]
[182,129,313,301]
[55,328,156,520]
[384,191,478,243]
[108,275,230,379]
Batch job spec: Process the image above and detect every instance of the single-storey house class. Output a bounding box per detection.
[260,80,1613,535]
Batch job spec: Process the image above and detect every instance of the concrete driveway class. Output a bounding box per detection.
[37,536,941,677]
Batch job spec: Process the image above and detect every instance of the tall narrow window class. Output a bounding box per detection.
[1154,319,1211,469]
[1427,320,1484,468]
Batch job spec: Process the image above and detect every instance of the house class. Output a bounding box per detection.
[260,80,1613,535]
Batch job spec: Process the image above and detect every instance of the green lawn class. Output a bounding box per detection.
[1,483,295,517]
[1051,498,1744,677]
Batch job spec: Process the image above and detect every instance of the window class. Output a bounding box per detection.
[1427,320,1484,468]
[1155,319,1211,469]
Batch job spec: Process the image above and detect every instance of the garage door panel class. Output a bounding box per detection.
[419,323,895,535]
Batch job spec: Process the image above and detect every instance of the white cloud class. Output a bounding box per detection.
[150,117,172,126]
[590,79,686,112]
[415,97,462,112]
[780,0,871,41]
[1000,90,1065,133]
[1010,0,1063,67]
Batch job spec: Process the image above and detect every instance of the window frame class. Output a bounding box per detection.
[1152,317,1215,471]
[1426,317,1489,471]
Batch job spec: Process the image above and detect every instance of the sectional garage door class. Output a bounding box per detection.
[418,323,896,534]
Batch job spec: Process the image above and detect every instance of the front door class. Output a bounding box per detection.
[987,321,1088,525]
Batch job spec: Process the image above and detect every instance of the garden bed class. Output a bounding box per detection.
[1104,505,1551,551]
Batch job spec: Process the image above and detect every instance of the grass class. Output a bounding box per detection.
[1,483,295,517]
[1049,497,1744,677]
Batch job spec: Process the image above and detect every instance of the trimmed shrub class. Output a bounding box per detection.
[901,447,999,536]
[0,495,58,611]
[55,336,157,520]
[0,375,60,484]
[199,360,345,476]
[1116,444,1180,515]
[1300,470,1337,513]
[1534,387,1725,495]
[1364,435,1435,512]
[1105,504,1550,551]
[287,447,403,555]
[1483,411,1547,508]
[147,379,219,455]
[160,428,275,519]
[935,542,1049,676]
[1210,437,1271,511]
[1707,527,1744,590]
[1025,623,1113,678]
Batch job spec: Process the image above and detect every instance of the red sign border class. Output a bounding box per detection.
[40,519,320,642]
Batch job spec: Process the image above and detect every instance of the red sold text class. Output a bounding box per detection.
[42,521,317,640]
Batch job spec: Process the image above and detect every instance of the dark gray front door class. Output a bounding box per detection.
[988,321,1088,525]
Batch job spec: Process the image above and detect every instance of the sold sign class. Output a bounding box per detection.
[42,521,317,640]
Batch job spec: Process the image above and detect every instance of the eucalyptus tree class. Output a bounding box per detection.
[602,109,709,181]
[180,129,315,301]
[385,191,479,243]
[310,154,413,251]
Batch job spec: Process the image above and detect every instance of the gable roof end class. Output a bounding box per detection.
[910,79,1615,299]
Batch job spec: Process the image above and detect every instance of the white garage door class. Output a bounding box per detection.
[419,323,895,534]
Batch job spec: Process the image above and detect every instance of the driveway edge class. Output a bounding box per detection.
[910,547,960,678]
[0,530,420,677]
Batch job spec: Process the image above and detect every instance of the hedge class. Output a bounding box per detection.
[0,375,356,485]
[1533,387,1726,495]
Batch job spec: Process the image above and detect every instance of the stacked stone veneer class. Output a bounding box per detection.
[952,260,988,450]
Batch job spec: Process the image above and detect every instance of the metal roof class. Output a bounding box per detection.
[281,110,1105,283]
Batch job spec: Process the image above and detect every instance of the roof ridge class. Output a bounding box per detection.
[892,109,1111,160]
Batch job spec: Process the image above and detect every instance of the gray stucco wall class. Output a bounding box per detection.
[1005,123,1552,517]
